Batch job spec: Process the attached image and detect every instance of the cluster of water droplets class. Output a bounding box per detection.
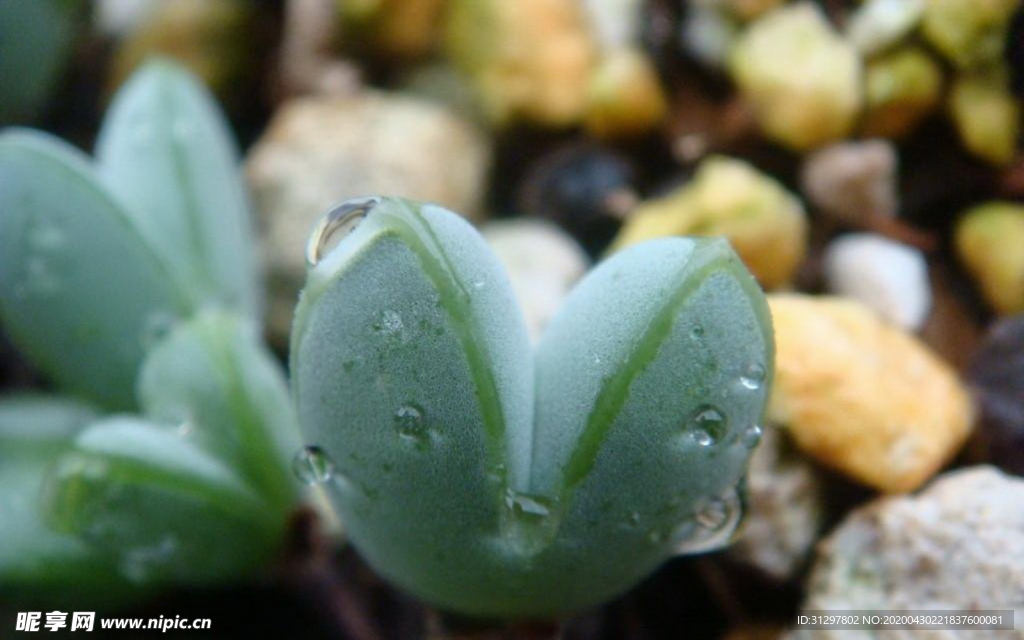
[292,401,440,488]
[684,362,767,449]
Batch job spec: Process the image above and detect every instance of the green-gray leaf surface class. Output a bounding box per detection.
[44,416,282,586]
[0,395,126,601]
[96,59,261,321]
[0,132,190,410]
[137,310,301,513]
[291,198,774,617]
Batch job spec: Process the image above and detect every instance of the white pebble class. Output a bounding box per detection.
[823,233,931,331]
[482,219,590,345]
[845,0,925,56]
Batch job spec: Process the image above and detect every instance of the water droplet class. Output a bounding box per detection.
[690,405,727,446]
[502,490,559,555]
[695,498,730,530]
[505,490,551,518]
[627,511,641,527]
[740,424,763,449]
[292,446,335,485]
[740,363,766,390]
[671,489,743,555]
[394,404,430,448]
[472,279,486,289]
[690,325,705,339]
[305,197,381,267]
[140,311,177,350]
[380,310,403,335]
[176,421,194,437]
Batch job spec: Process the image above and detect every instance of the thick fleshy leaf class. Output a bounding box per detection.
[290,197,534,613]
[0,131,190,410]
[43,417,280,586]
[292,199,775,617]
[95,59,260,320]
[136,310,301,512]
[529,237,774,611]
[0,395,119,596]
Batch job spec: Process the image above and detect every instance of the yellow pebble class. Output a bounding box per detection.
[767,294,974,493]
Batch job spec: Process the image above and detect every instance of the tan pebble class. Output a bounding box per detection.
[767,294,973,493]
[245,91,491,345]
[445,0,595,127]
[612,156,808,289]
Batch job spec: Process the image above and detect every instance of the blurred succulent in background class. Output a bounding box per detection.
[290,196,774,617]
[0,0,83,124]
[0,60,301,597]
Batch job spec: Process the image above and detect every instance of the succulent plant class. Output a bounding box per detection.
[0,59,300,596]
[290,196,775,617]
[0,55,774,623]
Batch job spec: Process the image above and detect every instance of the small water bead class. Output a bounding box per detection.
[672,489,743,555]
[690,325,705,340]
[695,498,730,531]
[739,363,766,390]
[305,197,381,268]
[503,490,558,556]
[504,490,552,519]
[380,310,403,335]
[394,403,429,447]
[740,424,763,449]
[690,405,728,446]
[292,446,335,485]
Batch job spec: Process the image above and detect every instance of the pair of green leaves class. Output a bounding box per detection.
[291,198,774,617]
[0,61,296,596]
